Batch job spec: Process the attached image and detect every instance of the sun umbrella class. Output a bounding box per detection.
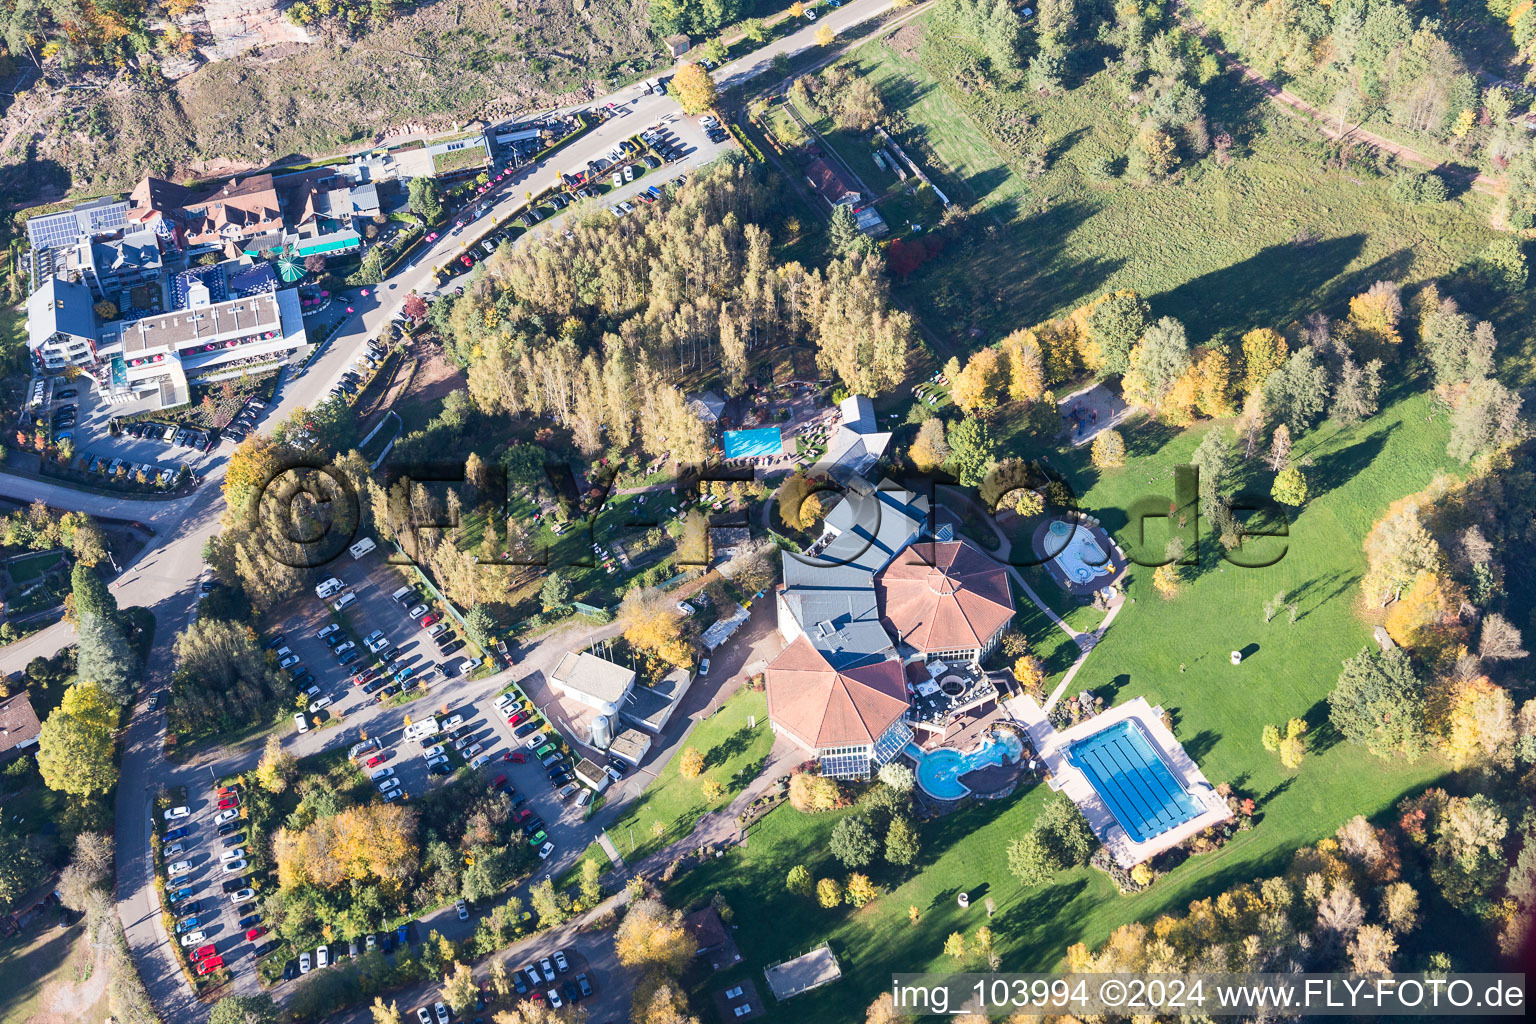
[346,306,355,313]
[275,253,304,282]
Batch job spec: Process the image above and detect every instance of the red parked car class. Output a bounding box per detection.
[492,775,507,790]
[366,754,384,768]
[196,956,225,975]
[510,751,527,764]
[190,944,218,961]
[217,796,239,810]
[246,926,267,941]
[515,808,531,821]
[507,711,525,725]
[421,613,440,627]
[216,785,238,798]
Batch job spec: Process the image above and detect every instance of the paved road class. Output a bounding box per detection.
[0,1,910,1017]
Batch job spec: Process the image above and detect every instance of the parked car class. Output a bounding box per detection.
[222,859,247,874]
[163,805,190,821]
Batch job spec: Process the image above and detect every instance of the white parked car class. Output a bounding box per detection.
[407,604,428,619]
[676,601,695,615]
[426,755,449,769]
[215,808,238,825]
[470,754,491,770]
[308,696,332,714]
[422,744,444,759]
[317,946,329,969]
[300,951,312,974]
[317,623,341,639]
[494,692,516,711]
[428,623,448,639]
[334,641,356,656]
[315,578,345,599]
[443,714,463,729]
[456,899,468,920]
[435,1002,450,1024]
[552,949,569,972]
[370,767,394,781]
[525,733,546,750]
[415,1009,430,1024]
[167,860,192,877]
[539,841,555,860]
[698,657,711,676]
[221,859,247,874]
[294,712,309,734]
[279,655,301,669]
[378,777,401,793]
[220,848,245,862]
[229,888,255,903]
[164,805,190,820]
[180,930,208,946]
[547,988,563,1009]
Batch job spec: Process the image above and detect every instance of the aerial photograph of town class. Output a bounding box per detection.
[0,0,1532,1022]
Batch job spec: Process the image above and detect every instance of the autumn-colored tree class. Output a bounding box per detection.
[786,864,814,897]
[616,898,698,974]
[442,962,478,1015]
[272,803,419,892]
[943,931,967,960]
[816,877,843,907]
[222,434,285,517]
[1441,676,1516,771]
[1152,563,1181,599]
[1347,281,1404,350]
[845,872,879,906]
[788,772,840,812]
[909,418,950,472]
[36,683,119,797]
[678,747,704,779]
[1278,717,1308,769]
[1383,570,1466,655]
[1012,655,1045,692]
[370,997,402,1024]
[254,734,297,793]
[621,588,695,670]
[1272,465,1308,507]
[1090,429,1125,468]
[669,63,718,114]
[1362,498,1443,607]
[1000,329,1047,402]
[1240,328,1288,398]
[951,346,1003,413]
[401,293,428,321]
[815,24,835,45]
[700,777,724,801]
[1192,348,1235,417]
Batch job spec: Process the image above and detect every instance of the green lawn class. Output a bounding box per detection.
[577,688,774,873]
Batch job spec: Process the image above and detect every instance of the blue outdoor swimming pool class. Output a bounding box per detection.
[1046,519,1111,586]
[1066,719,1201,843]
[723,427,784,459]
[906,730,1025,800]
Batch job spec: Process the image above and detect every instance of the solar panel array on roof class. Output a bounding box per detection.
[26,200,129,250]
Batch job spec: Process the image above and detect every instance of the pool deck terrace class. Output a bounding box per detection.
[1005,695,1233,867]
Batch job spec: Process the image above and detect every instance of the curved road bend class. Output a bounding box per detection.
[0,1,912,1017]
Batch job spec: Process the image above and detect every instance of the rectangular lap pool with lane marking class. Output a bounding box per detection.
[1065,719,1202,843]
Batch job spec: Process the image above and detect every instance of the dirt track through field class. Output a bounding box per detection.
[1176,4,1501,196]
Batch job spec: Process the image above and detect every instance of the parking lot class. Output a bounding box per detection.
[158,784,269,982]
[45,377,227,479]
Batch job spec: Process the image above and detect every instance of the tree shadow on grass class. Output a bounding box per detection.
[1180,728,1221,764]
[703,726,755,770]
[994,877,1090,946]
[1155,234,1369,345]
[1302,697,1342,755]
[1121,418,1182,460]
[1301,424,1394,501]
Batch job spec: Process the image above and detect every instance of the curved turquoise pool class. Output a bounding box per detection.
[906,731,1025,800]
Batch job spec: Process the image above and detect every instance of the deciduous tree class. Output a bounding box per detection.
[669,63,718,114]
[36,683,118,797]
